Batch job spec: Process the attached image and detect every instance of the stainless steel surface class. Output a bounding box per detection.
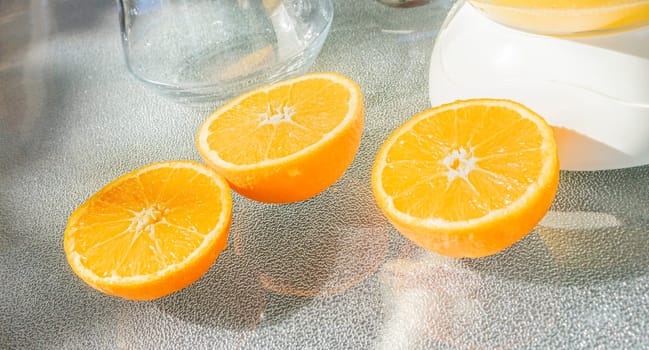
[1,0,648,349]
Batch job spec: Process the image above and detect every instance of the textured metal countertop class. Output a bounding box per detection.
[1,0,648,348]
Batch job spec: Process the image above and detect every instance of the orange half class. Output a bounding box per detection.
[64,160,232,300]
[371,99,560,258]
[196,72,364,203]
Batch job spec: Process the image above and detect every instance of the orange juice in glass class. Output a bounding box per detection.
[468,0,649,35]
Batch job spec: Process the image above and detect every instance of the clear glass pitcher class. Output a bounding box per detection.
[117,0,334,103]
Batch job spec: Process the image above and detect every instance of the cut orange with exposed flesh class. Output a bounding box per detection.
[196,72,364,203]
[63,160,232,300]
[371,99,559,258]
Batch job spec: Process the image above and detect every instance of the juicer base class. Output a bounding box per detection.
[429,2,649,171]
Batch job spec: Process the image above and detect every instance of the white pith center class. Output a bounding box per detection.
[100,205,167,277]
[442,146,478,182]
[258,105,296,126]
[134,206,164,233]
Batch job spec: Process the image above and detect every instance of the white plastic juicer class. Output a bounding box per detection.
[429,0,649,170]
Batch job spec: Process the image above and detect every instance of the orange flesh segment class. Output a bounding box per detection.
[381,105,545,222]
[206,78,350,165]
[69,166,224,278]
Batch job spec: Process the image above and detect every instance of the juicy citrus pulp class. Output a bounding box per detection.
[196,72,364,203]
[470,0,649,34]
[371,99,560,258]
[64,160,232,300]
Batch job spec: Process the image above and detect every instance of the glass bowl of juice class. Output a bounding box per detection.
[467,0,649,35]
